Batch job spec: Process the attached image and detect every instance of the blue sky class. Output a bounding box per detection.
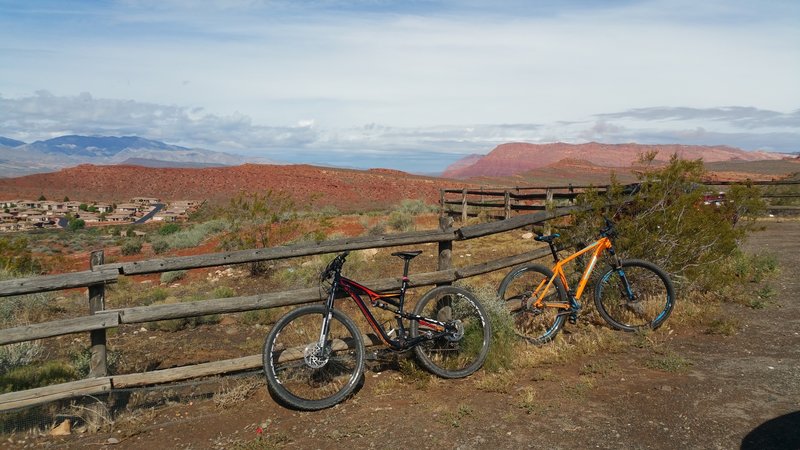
[1,0,798,172]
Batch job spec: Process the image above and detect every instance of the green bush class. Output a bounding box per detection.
[397,199,436,215]
[121,239,143,256]
[570,155,765,294]
[151,240,169,254]
[70,347,121,377]
[67,218,85,231]
[0,361,77,394]
[458,283,516,372]
[388,210,413,232]
[160,270,187,284]
[158,223,181,235]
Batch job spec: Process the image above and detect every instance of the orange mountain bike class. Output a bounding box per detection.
[498,218,675,344]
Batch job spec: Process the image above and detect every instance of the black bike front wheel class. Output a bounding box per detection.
[411,286,491,379]
[594,259,675,332]
[263,305,365,410]
[497,264,569,345]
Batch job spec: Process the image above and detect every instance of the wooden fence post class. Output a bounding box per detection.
[439,189,446,217]
[437,216,453,287]
[504,191,511,219]
[461,188,468,222]
[88,250,107,377]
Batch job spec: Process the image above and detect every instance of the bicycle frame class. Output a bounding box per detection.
[321,270,450,351]
[531,236,616,310]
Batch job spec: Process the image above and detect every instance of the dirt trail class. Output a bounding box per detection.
[10,220,800,449]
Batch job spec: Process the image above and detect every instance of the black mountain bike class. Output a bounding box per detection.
[263,251,492,410]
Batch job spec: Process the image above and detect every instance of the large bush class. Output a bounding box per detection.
[570,154,764,293]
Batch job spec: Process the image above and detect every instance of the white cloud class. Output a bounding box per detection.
[0,1,798,170]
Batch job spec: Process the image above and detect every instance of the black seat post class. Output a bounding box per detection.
[549,241,560,263]
[402,259,412,278]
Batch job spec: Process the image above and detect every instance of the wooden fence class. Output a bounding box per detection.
[0,206,585,411]
[441,180,800,219]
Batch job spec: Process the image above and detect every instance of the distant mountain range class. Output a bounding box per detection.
[442,142,792,179]
[0,135,273,178]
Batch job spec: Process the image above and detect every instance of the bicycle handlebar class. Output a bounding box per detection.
[321,251,349,280]
[599,216,617,238]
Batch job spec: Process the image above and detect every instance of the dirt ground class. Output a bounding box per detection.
[6,220,800,449]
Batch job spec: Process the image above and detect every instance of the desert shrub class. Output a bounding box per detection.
[151,240,169,254]
[367,222,387,236]
[160,270,187,284]
[0,342,44,374]
[121,239,143,256]
[397,199,436,215]
[0,237,43,275]
[142,287,169,306]
[218,191,296,275]
[569,154,764,294]
[0,283,54,327]
[212,286,236,298]
[158,222,181,235]
[70,347,121,377]
[0,361,77,394]
[388,210,413,232]
[159,219,229,251]
[457,282,516,372]
[240,309,275,326]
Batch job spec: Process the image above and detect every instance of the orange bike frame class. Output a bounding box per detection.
[531,236,613,309]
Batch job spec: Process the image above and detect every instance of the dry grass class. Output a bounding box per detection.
[475,370,515,393]
[213,376,262,409]
[514,325,626,369]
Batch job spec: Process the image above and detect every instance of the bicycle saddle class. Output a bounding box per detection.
[534,233,560,243]
[391,250,423,260]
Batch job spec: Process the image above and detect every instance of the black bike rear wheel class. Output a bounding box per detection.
[411,286,491,379]
[594,259,675,332]
[263,305,365,410]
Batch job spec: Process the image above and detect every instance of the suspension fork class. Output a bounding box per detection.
[317,274,339,348]
[606,243,636,301]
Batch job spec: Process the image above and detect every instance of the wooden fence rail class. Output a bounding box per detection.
[0,205,577,411]
[441,180,800,220]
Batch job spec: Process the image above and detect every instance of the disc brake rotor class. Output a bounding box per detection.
[303,343,330,369]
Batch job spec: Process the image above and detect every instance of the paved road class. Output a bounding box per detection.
[135,203,164,224]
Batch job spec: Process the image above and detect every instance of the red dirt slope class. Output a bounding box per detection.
[0,164,469,211]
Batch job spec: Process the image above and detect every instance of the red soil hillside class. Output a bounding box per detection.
[0,163,471,211]
[443,142,787,179]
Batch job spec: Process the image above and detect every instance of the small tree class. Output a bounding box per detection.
[67,218,85,231]
[37,195,46,201]
[62,196,70,202]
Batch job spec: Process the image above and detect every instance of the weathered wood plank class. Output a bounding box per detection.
[0,269,119,298]
[0,378,112,411]
[457,206,586,240]
[117,269,458,323]
[111,229,455,275]
[111,355,263,388]
[456,247,551,278]
[112,334,383,388]
[0,313,119,345]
